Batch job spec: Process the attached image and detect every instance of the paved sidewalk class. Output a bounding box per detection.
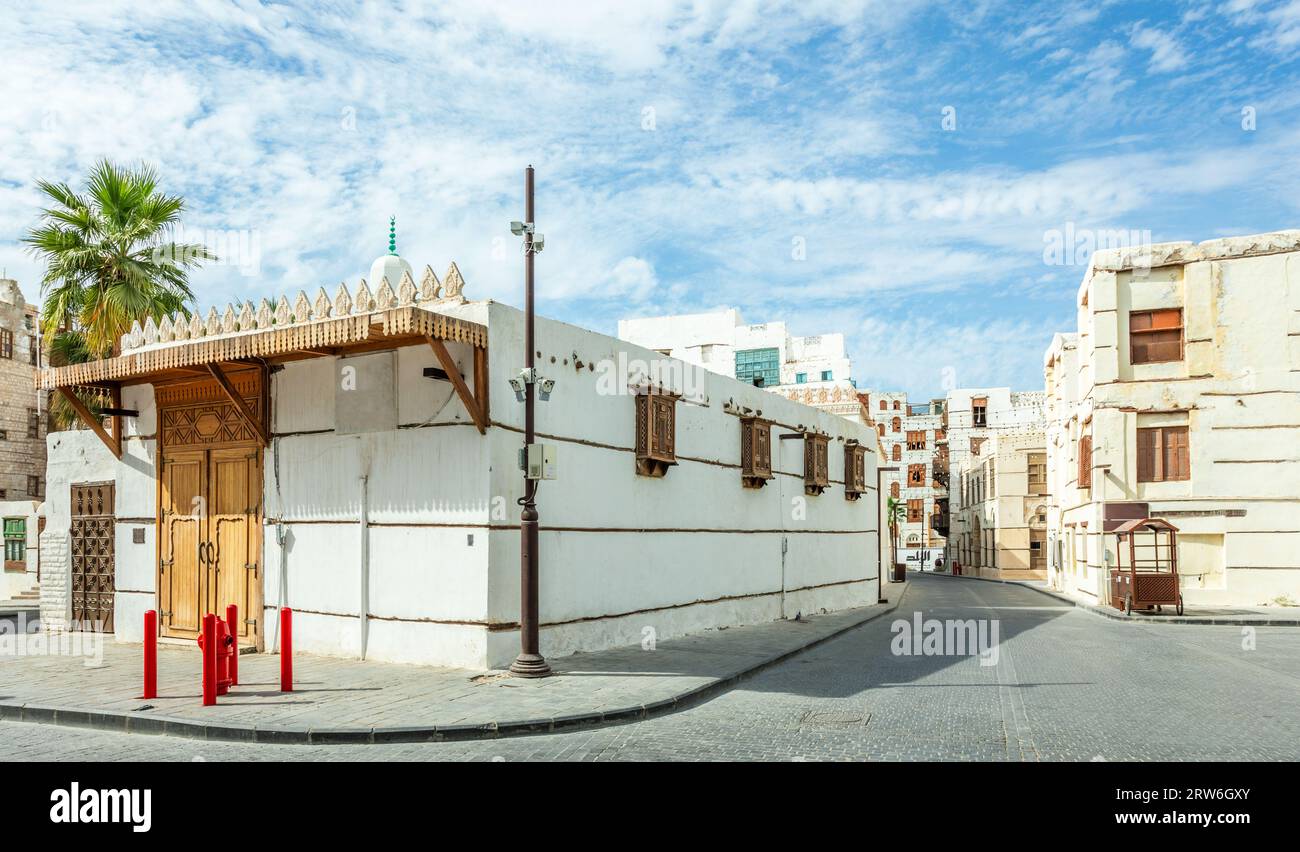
[923,570,1300,626]
[0,582,908,744]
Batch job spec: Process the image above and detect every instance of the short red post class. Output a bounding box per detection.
[142,610,157,699]
[280,607,293,692]
[201,613,217,706]
[226,603,239,686]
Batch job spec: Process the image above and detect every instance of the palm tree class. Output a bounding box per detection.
[885,495,906,575]
[24,160,213,426]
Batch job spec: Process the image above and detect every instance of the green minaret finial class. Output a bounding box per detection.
[388,216,397,255]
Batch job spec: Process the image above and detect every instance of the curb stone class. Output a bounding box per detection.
[923,570,1300,626]
[0,583,910,746]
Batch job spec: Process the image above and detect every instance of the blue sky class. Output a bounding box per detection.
[2,0,1299,399]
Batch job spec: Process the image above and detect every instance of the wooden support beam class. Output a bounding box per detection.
[427,336,487,435]
[473,344,489,427]
[207,362,270,447]
[56,387,121,459]
[109,383,123,458]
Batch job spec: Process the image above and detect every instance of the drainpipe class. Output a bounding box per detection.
[359,473,369,661]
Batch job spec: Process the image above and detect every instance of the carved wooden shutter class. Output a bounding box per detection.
[741,418,773,488]
[844,442,867,500]
[635,391,679,477]
[804,433,829,495]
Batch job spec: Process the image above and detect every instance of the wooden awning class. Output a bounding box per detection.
[39,304,491,457]
[37,306,485,390]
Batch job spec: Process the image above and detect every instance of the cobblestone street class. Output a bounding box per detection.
[4,574,1298,761]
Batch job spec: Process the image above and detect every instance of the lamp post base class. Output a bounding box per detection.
[509,653,552,678]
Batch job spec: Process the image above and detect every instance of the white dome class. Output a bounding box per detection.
[368,216,414,287]
[368,253,413,287]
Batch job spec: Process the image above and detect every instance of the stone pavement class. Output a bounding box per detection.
[923,569,1300,626]
[4,573,1297,761]
[0,582,908,744]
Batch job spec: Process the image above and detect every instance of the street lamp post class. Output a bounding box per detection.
[509,165,551,678]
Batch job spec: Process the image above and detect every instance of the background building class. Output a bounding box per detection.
[1044,230,1300,608]
[0,278,45,601]
[952,430,1048,579]
[868,393,947,561]
[618,309,865,423]
[943,387,1046,570]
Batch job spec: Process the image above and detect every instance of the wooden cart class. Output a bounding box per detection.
[1109,517,1183,616]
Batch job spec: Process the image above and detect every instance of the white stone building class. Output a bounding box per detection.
[36,252,882,669]
[943,387,1046,570]
[867,393,947,562]
[1043,230,1300,608]
[951,430,1049,579]
[617,309,865,423]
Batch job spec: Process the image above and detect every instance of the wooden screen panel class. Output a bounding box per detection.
[70,482,115,632]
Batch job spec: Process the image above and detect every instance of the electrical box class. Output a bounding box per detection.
[520,443,557,480]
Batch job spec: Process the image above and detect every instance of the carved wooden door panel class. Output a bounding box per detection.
[208,447,261,647]
[160,450,206,639]
[70,482,115,631]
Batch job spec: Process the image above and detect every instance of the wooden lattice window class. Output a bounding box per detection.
[907,463,926,486]
[1028,452,1047,494]
[906,430,926,451]
[1130,308,1183,364]
[0,329,11,359]
[1078,434,1092,489]
[740,417,773,488]
[891,444,901,461]
[844,441,868,500]
[891,416,901,433]
[635,391,679,477]
[891,481,900,498]
[803,433,830,496]
[907,498,923,522]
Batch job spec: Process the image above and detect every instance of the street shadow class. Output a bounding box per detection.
[546,574,1079,702]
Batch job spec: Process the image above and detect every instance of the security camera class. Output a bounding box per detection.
[532,233,545,252]
[510,221,525,236]
[508,375,526,402]
[538,377,556,401]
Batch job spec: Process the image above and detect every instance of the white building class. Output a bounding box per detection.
[1043,230,1300,608]
[867,393,947,561]
[943,388,1046,569]
[36,252,882,670]
[618,309,864,422]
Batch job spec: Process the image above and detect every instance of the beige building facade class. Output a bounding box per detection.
[1044,230,1300,608]
[952,430,1049,580]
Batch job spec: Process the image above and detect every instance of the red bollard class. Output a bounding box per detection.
[280,607,293,692]
[201,613,217,706]
[226,603,239,686]
[142,610,157,699]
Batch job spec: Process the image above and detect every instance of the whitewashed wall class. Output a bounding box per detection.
[476,302,879,669]
[42,299,879,670]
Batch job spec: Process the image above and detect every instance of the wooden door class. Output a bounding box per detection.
[208,448,261,646]
[160,450,206,639]
[158,448,262,646]
[70,482,115,631]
